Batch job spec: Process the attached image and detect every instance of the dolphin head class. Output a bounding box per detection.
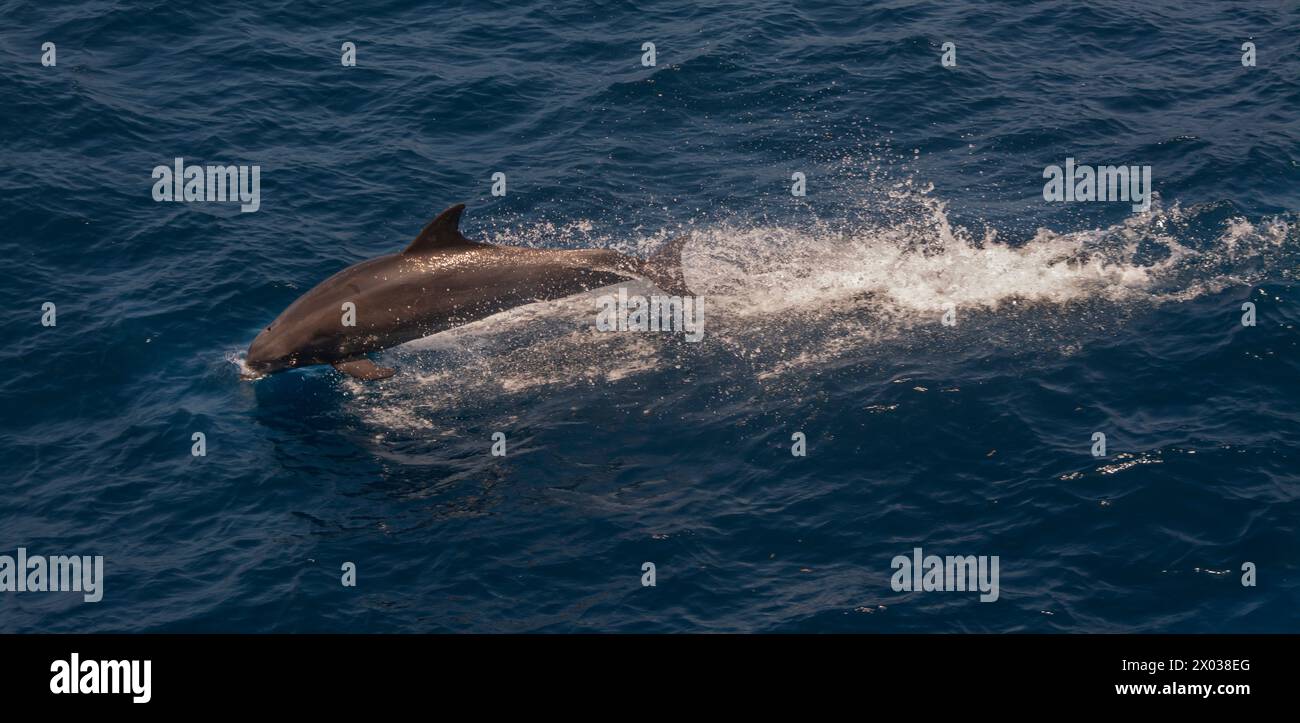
[243,320,306,379]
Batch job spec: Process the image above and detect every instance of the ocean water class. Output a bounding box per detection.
[1,0,1298,632]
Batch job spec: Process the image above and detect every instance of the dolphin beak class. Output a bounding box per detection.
[243,332,275,380]
[240,358,269,381]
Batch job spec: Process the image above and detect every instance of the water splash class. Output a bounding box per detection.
[262,185,1298,427]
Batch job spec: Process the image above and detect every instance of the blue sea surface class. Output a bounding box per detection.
[1,0,1298,632]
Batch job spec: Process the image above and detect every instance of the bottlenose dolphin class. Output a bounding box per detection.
[243,203,690,380]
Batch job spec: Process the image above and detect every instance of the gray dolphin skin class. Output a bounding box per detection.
[243,203,690,381]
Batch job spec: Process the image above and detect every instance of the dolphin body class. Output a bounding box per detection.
[244,203,690,381]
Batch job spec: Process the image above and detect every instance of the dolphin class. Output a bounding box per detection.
[243,203,690,380]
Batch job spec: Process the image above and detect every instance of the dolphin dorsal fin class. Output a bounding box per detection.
[403,203,472,255]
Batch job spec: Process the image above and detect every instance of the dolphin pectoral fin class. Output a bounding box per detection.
[332,358,396,381]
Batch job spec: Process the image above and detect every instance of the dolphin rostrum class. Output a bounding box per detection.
[244,203,690,381]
